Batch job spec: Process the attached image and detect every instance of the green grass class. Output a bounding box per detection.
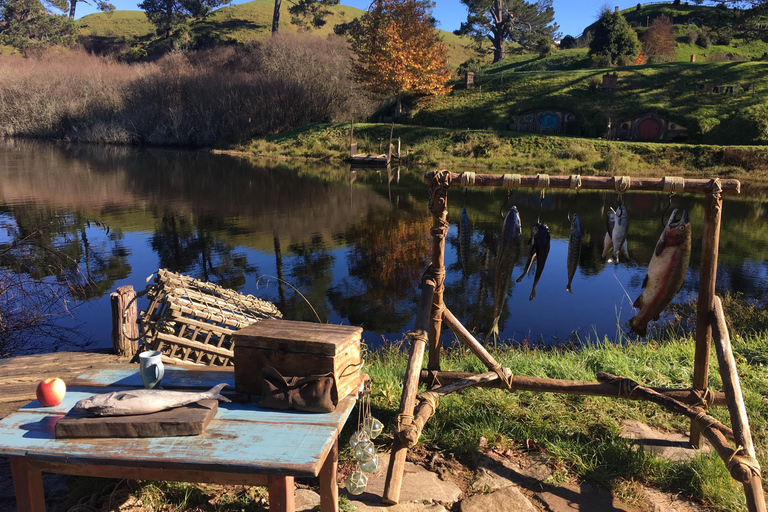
[360,298,768,511]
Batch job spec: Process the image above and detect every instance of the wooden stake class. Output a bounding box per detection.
[711,296,765,512]
[427,171,451,371]
[382,280,435,505]
[692,187,723,447]
[418,370,727,407]
[111,285,138,358]
[442,308,502,372]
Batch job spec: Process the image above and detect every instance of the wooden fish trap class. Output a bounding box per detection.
[140,269,282,366]
[383,172,766,512]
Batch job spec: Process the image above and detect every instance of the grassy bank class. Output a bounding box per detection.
[243,122,768,182]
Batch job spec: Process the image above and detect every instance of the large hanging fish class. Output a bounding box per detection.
[566,215,581,293]
[629,210,692,337]
[516,222,550,301]
[487,206,522,342]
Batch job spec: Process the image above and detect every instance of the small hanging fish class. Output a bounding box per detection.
[566,214,581,293]
[516,222,550,301]
[487,206,522,342]
[459,206,470,275]
[611,202,630,264]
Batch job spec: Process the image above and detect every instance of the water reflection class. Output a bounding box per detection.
[1,138,768,355]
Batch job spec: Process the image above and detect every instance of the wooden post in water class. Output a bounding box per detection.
[111,285,138,358]
[691,183,723,447]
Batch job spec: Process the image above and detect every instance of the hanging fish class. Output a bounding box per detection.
[516,222,550,301]
[601,209,615,260]
[487,206,522,342]
[629,210,691,337]
[459,206,470,275]
[611,202,630,264]
[566,214,581,293]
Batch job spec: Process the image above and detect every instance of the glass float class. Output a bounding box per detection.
[363,417,384,439]
[349,430,369,450]
[345,470,368,495]
[359,453,379,474]
[354,440,376,463]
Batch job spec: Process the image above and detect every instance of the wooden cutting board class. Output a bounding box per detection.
[54,400,218,439]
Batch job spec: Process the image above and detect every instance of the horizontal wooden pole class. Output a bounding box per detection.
[424,172,740,195]
[419,370,727,407]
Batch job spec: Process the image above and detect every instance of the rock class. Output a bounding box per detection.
[471,450,552,493]
[642,487,707,512]
[346,452,462,505]
[537,482,637,512]
[349,502,447,512]
[295,488,321,511]
[620,420,710,461]
[460,486,537,512]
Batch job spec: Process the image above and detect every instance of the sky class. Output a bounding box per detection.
[73,0,640,40]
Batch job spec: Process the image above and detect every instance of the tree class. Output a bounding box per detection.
[455,0,559,63]
[642,15,674,63]
[139,0,230,38]
[0,0,76,50]
[559,34,576,49]
[68,0,114,20]
[589,7,641,66]
[348,0,451,112]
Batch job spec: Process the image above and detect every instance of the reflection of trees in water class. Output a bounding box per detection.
[0,205,130,355]
[279,236,335,323]
[328,211,430,333]
[150,213,256,290]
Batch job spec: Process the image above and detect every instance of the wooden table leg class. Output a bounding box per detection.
[319,438,339,512]
[10,457,46,512]
[268,475,295,512]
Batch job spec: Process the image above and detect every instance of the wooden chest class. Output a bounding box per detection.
[232,319,363,400]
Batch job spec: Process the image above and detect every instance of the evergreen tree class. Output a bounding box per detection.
[139,0,229,38]
[589,8,641,66]
[454,0,559,63]
[0,0,76,50]
[348,0,451,113]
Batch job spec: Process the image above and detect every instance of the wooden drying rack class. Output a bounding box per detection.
[382,172,765,512]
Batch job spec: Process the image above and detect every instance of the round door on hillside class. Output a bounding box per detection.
[538,112,559,133]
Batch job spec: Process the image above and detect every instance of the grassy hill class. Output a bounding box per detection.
[75,0,479,66]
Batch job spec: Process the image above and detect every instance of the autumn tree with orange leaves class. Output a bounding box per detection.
[348,0,451,115]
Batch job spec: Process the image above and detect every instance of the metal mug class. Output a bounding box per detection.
[139,350,164,389]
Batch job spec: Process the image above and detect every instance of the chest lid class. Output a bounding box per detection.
[234,319,362,356]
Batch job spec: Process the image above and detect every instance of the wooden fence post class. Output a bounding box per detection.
[111,285,138,358]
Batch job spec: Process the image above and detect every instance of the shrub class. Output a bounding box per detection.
[697,31,712,48]
[686,26,700,44]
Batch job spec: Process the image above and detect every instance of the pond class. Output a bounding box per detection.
[1,139,767,356]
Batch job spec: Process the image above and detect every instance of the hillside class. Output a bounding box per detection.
[75,0,478,66]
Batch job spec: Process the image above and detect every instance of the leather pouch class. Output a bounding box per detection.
[259,366,338,413]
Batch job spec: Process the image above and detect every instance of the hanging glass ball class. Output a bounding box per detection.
[363,417,384,439]
[349,430,369,450]
[359,453,379,474]
[345,470,368,495]
[354,440,376,463]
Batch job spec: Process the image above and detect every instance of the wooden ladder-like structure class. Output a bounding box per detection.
[382,171,765,512]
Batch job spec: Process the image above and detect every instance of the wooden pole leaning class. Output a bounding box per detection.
[382,279,435,504]
[427,170,451,371]
[691,181,724,448]
[711,296,765,512]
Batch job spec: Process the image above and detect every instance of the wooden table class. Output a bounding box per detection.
[0,364,356,512]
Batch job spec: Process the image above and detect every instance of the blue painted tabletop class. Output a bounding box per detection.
[0,364,357,477]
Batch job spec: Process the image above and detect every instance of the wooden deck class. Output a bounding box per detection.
[0,351,130,420]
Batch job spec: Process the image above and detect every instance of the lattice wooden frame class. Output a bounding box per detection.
[141,269,282,366]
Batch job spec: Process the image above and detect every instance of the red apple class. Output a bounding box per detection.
[36,377,66,407]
